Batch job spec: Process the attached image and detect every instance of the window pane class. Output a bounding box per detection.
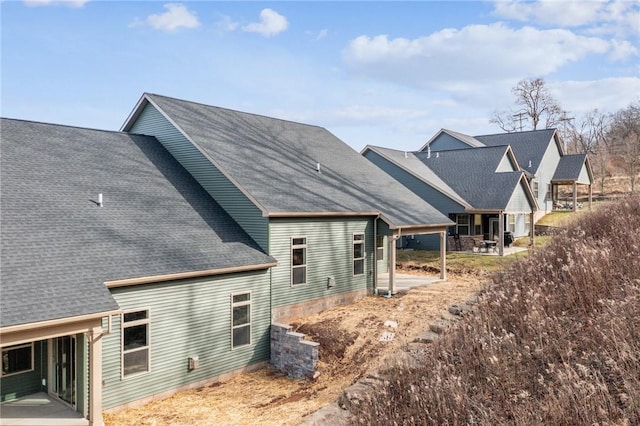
[124,324,147,350]
[458,226,470,235]
[354,234,364,241]
[292,266,306,285]
[354,243,363,259]
[233,293,250,304]
[2,346,31,375]
[354,259,364,275]
[124,311,147,322]
[233,325,250,348]
[376,235,384,248]
[292,248,306,266]
[292,237,306,246]
[233,305,249,326]
[457,215,469,225]
[123,349,148,376]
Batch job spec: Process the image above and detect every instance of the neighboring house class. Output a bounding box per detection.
[362,145,537,255]
[0,118,276,424]
[420,128,594,219]
[121,93,453,314]
[1,94,452,423]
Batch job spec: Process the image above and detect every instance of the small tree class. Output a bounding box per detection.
[491,78,568,132]
[608,103,640,192]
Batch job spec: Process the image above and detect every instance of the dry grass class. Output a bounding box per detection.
[104,273,486,426]
[348,197,640,425]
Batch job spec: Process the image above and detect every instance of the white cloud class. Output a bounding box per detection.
[214,15,239,32]
[492,0,639,36]
[342,23,627,89]
[550,77,640,114]
[145,3,200,32]
[24,0,88,7]
[242,8,288,37]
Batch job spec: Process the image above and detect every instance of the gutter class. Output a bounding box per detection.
[105,262,278,288]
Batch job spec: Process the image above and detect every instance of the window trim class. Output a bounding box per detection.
[121,308,151,379]
[508,214,516,233]
[231,291,252,350]
[291,236,307,286]
[1,342,34,377]
[376,235,384,261]
[353,233,365,276]
[456,214,470,236]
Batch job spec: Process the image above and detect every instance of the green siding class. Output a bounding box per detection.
[376,219,390,274]
[129,102,269,251]
[0,341,46,402]
[269,218,374,308]
[101,270,271,410]
[506,181,533,213]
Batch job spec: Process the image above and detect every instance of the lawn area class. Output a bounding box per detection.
[397,249,527,273]
[536,211,575,226]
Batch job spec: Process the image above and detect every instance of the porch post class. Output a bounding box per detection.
[589,184,593,210]
[530,211,535,247]
[498,212,504,256]
[573,182,578,212]
[439,230,447,280]
[88,326,103,426]
[388,234,397,294]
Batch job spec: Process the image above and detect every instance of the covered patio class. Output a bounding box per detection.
[0,392,87,426]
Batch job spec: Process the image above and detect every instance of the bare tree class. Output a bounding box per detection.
[563,109,610,154]
[490,78,568,132]
[608,102,640,192]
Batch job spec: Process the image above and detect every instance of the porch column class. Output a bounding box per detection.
[388,234,397,294]
[589,184,593,211]
[89,326,103,426]
[498,212,504,256]
[439,231,447,280]
[572,182,578,212]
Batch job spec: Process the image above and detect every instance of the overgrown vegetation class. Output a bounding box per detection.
[350,198,640,425]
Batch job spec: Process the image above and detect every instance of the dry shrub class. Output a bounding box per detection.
[349,197,640,425]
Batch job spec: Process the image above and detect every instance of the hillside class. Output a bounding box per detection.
[345,198,640,424]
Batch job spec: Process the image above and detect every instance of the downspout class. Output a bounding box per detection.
[373,214,379,292]
[390,228,401,294]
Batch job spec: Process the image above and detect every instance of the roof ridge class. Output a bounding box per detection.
[145,92,328,132]
[474,128,557,138]
[0,116,128,135]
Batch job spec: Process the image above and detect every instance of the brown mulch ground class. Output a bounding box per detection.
[104,270,486,426]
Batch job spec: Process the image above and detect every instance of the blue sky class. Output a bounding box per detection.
[2,1,639,151]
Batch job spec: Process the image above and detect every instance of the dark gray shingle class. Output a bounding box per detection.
[143,94,452,228]
[1,118,274,327]
[552,154,587,181]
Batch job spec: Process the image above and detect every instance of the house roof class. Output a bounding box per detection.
[1,118,275,328]
[414,146,528,211]
[361,145,472,209]
[552,153,590,182]
[419,128,485,152]
[474,129,559,175]
[126,93,452,229]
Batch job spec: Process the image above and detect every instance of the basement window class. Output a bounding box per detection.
[1,343,33,376]
[122,309,150,378]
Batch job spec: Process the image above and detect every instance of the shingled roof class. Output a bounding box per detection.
[414,146,527,211]
[552,153,589,182]
[1,118,275,328]
[474,129,559,174]
[128,93,452,229]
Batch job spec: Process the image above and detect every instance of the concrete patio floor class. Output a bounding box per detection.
[377,272,443,292]
[0,393,87,426]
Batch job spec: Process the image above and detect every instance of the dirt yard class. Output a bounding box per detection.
[104,269,486,426]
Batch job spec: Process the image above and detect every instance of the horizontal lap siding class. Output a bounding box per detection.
[269,218,374,309]
[101,270,271,409]
[129,103,268,250]
[425,134,473,152]
[506,181,533,213]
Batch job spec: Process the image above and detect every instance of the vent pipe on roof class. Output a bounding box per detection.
[316,162,321,173]
[436,152,439,158]
[528,160,532,168]
[98,193,103,207]
[404,151,408,158]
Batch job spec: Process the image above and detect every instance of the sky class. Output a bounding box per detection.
[2,1,639,152]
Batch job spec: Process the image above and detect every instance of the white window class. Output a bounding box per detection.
[456,214,470,235]
[532,180,540,198]
[376,235,384,261]
[291,237,307,286]
[525,213,531,234]
[508,214,516,233]
[231,292,251,349]
[122,309,150,378]
[1,343,33,376]
[353,233,365,276]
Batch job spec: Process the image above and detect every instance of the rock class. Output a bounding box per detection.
[429,319,450,334]
[383,319,398,328]
[414,331,441,344]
